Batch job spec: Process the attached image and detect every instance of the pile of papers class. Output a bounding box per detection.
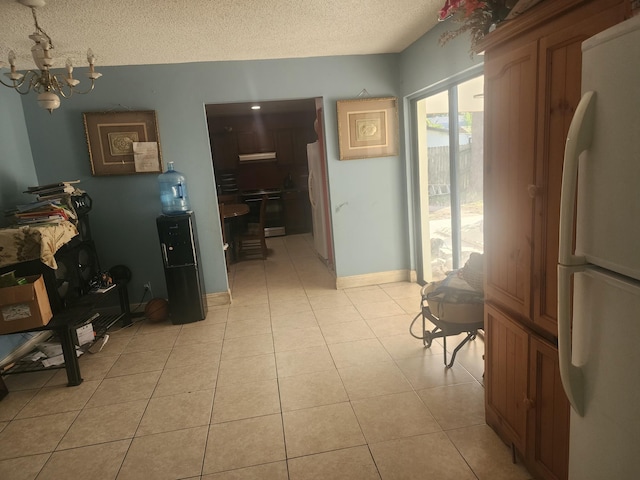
[11,199,77,225]
[4,181,81,226]
[24,180,80,201]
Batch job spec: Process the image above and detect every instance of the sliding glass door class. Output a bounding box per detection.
[415,75,484,283]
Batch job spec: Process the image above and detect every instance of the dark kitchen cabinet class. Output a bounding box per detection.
[211,132,238,171]
[275,129,295,165]
[276,127,314,167]
[237,130,275,154]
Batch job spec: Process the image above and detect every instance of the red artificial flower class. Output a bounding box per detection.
[464,0,487,16]
[439,0,488,20]
[439,0,465,20]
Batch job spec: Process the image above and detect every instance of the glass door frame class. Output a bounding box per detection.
[408,65,484,285]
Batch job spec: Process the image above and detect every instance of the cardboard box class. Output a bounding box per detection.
[0,275,53,335]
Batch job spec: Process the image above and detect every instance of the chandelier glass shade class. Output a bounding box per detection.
[0,0,102,113]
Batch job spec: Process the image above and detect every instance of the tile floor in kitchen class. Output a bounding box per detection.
[0,234,532,479]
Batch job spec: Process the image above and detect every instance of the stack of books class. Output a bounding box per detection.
[24,180,80,201]
[11,199,76,225]
[3,181,81,226]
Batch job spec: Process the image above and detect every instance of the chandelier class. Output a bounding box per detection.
[0,0,102,113]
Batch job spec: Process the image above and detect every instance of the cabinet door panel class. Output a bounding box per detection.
[485,304,529,454]
[532,6,628,337]
[484,42,537,318]
[211,133,238,172]
[528,336,569,480]
[275,129,294,165]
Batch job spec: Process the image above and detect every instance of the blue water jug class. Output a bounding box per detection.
[158,162,191,214]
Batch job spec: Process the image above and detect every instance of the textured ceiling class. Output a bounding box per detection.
[0,0,444,70]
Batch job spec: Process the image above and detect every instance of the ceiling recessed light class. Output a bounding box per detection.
[251,105,261,110]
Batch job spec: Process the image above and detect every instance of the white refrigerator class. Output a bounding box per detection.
[307,140,329,261]
[558,14,640,480]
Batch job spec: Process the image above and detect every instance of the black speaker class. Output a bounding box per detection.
[0,241,101,313]
[69,193,92,217]
[54,241,101,301]
[74,215,92,243]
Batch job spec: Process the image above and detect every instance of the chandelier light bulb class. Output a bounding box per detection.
[65,58,80,86]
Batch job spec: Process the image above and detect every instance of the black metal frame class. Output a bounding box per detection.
[421,304,483,368]
[1,282,131,386]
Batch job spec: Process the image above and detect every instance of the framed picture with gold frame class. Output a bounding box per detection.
[83,110,163,176]
[336,97,398,160]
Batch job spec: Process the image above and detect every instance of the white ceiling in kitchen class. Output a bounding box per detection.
[0,0,444,70]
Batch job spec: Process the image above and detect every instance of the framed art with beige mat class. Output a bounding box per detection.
[336,97,398,160]
[83,110,163,176]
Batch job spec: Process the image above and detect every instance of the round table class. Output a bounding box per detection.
[221,203,249,219]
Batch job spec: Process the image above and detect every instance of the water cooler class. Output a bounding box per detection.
[156,212,207,324]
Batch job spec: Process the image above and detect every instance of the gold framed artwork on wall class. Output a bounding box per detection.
[336,97,398,160]
[83,110,163,176]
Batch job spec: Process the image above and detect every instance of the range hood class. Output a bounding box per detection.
[238,152,277,162]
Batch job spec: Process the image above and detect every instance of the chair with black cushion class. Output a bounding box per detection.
[236,195,268,260]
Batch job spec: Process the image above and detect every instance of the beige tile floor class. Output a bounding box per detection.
[0,234,533,479]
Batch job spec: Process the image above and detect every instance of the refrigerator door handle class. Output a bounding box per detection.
[559,91,596,266]
[557,264,586,416]
[308,170,317,208]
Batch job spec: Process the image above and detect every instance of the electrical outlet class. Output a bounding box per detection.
[143,281,152,294]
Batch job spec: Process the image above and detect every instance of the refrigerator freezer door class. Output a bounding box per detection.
[568,268,640,480]
[574,15,640,280]
[307,141,329,261]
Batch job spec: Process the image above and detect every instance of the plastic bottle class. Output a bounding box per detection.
[158,162,191,214]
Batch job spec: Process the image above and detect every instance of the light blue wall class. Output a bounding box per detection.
[399,20,483,98]
[3,23,480,302]
[1,23,480,365]
[0,87,41,363]
[18,55,403,298]
[0,87,38,225]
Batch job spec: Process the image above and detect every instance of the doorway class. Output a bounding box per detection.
[414,74,484,284]
[205,97,334,271]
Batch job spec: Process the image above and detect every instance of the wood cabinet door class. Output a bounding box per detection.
[237,130,275,154]
[211,133,238,172]
[483,41,538,319]
[485,303,530,454]
[527,336,570,480]
[275,129,294,166]
[532,3,629,337]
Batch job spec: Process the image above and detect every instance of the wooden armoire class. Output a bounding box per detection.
[477,1,630,479]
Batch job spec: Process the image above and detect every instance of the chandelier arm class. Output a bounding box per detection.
[0,70,39,94]
[49,73,96,96]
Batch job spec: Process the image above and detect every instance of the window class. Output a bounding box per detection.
[415,75,484,283]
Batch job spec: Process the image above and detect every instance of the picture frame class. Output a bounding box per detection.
[336,97,398,160]
[83,110,163,176]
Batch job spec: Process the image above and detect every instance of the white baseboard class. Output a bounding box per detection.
[206,290,231,306]
[335,269,415,289]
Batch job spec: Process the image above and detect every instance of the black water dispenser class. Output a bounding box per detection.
[156,212,207,324]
